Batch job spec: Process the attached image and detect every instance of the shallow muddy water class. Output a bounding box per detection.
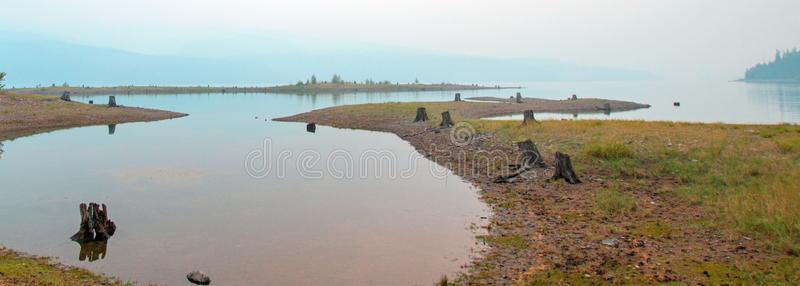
[0,80,797,285]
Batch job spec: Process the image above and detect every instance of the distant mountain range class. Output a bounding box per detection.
[0,33,654,87]
[744,49,800,82]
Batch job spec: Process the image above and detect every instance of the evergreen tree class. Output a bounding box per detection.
[0,72,6,91]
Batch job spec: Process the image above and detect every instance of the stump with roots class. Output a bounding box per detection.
[70,203,116,242]
[518,139,545,168]
[306,123,316,133]
[493,139,545,183]
[522,110,537,125]
[454,93,462,102]
[551,152,581,184]
[414,107,429,122]
[108,96,117,107]
[60,91,71,102]
[440,111,454,128]
[516,92,523,103]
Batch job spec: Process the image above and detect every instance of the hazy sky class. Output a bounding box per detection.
[2,0,799,79]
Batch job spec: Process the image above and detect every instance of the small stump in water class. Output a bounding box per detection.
[440,111,454,128]
[414,107,429,122]
[454,93,461,102]
[521,110,537,125]
[551,152,581,184]
[673,102,681,107]
[60,91,71,102]
[108,96,117,107]
[108,124,116,135]
[306,123,316,133]
[71,203,116,242]
[516,92,523,103]
[187,271,211,285]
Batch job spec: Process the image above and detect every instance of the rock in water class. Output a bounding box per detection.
[187,271,211,285]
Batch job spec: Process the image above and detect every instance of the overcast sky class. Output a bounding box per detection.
[2,0,799,80]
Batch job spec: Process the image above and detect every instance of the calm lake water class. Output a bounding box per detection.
[0,80,798,285]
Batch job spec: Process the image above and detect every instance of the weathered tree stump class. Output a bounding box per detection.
[673,102,680,107]
[522,110,537,125]
[60,91,71,102]
[306,123,316,133]
[518,139,546,168]
[414,107,429,122]
[440,111,454,128]
[515,92,523,103]
[571,94,578,100]
[454,93,461,102]
[70,203,116,242]
[551,152,581,184]
[108,96,117,107]
[494,139,545,183]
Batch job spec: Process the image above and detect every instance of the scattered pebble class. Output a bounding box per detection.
[187,271,211,285]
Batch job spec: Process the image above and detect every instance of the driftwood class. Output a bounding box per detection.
[454,93,462,102]
[551,152,581,184]
[522,110,537,125]
[515,92,523,103]
[494,139,546,183]
[108,96,117,107]
[440,111,454,128]
[306,123,316,133]
[414,107,429,122]
[71,203,116,243]
[60,91,71,102]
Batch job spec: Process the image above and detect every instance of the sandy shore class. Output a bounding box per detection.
[276,100,799,284]
[0,93,187,141]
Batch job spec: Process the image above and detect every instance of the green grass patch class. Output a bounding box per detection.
[477,234,528,250]
[586,140,634,160]
[595,188,636,217]
[634,220,675,240]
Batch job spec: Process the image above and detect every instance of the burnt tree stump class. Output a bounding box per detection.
[60,91,72,102]
[306,123,316,133]
[516,92,523,103]
[522,110,537,125]
[454,93,462,102]
[440,111,454,128]
[108,96,117,107]
[71,203,117,242]
[551,152,581,184]
[414,107,429,122]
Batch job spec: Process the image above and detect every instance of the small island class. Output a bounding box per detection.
[741,48,800,83]
[7,75,516,96]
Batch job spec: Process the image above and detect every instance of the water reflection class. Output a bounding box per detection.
[108,124,116,135]
[0,142,4,159]
[746,83,800,122]
[76,239,109,262]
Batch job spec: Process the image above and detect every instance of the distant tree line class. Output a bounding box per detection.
[745,48,800,81]
[294,74,400,86]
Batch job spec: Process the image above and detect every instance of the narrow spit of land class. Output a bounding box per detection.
[8,83,514,96]
[276,100,800,285]
[0,93,186,141]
